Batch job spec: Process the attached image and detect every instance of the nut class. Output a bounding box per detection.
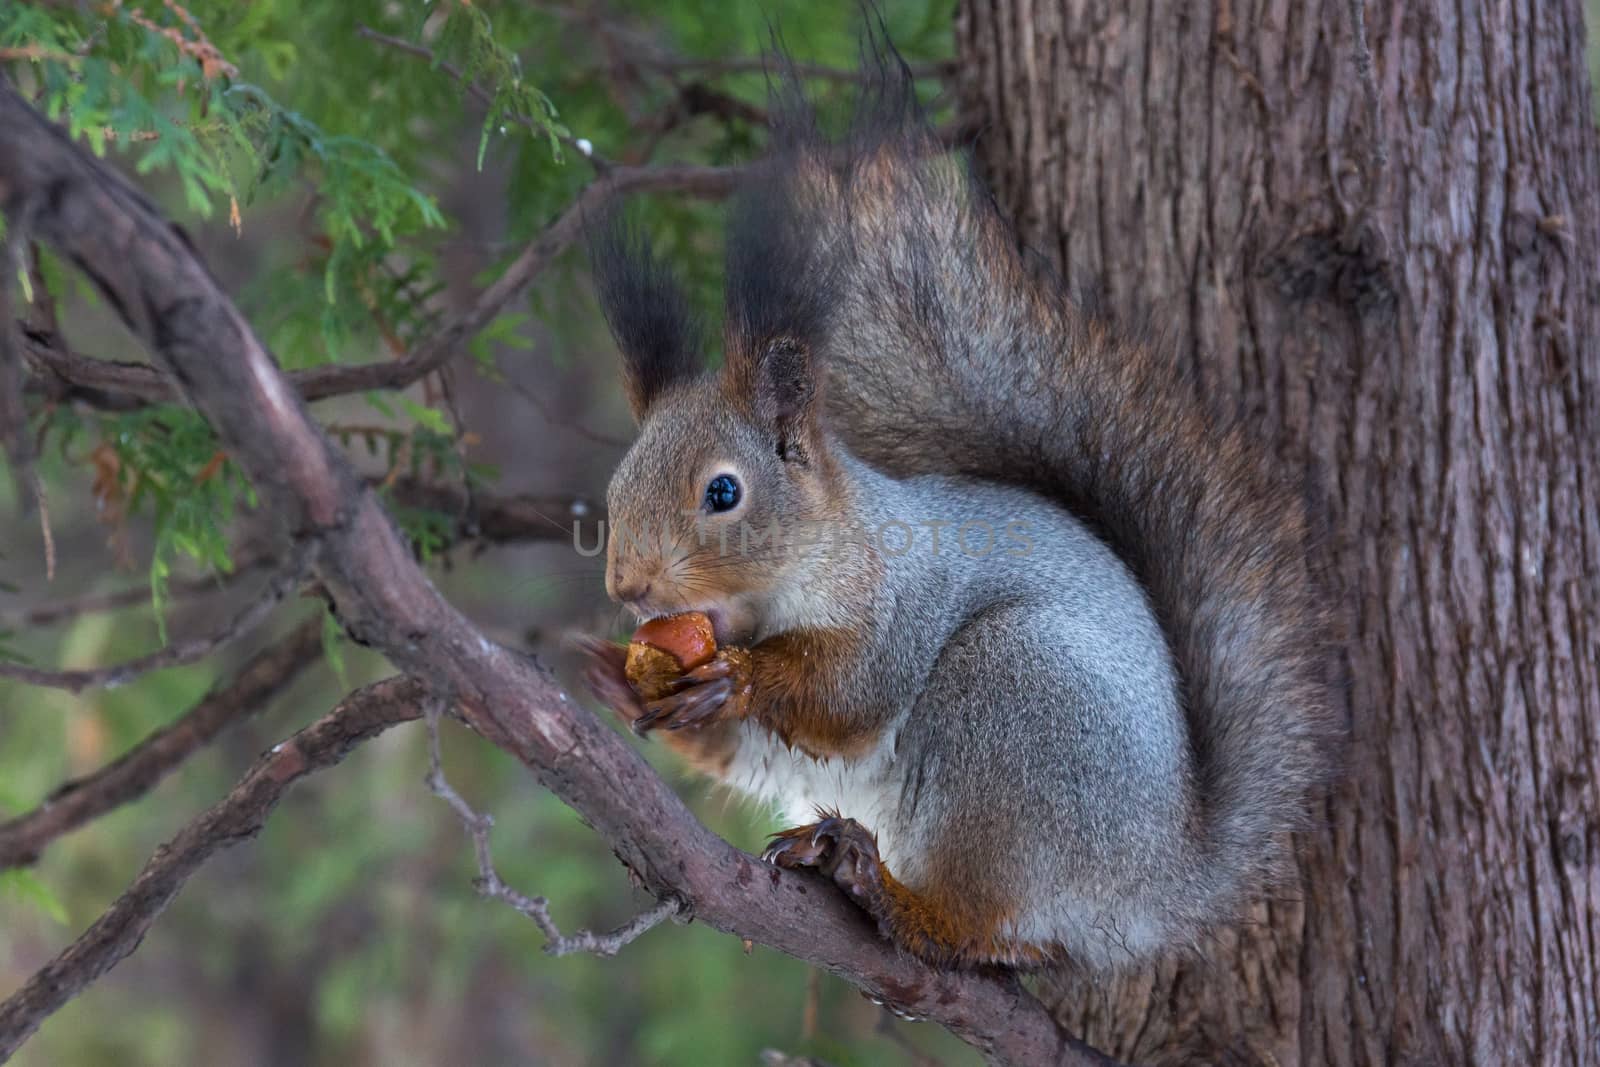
[624,611,717,702]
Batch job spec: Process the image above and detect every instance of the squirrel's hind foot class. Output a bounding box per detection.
[763,812,1057,970]
[764,812,938,962]
[763,812,885,909]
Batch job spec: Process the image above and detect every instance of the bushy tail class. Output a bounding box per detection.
[759,41,1339,916]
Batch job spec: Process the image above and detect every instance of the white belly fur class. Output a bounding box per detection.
[720,717,1172,968]
[721,718,911,871]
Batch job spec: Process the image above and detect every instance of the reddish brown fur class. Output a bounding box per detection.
[584,31,1336,970]
[769,817,1053,967]
[747,628,882,759]
[655,721,742,777]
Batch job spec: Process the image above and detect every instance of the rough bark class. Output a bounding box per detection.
[0,84,1106,1067]
[958,1,1600,1064]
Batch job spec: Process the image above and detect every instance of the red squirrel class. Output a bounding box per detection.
[574,36,1337,970]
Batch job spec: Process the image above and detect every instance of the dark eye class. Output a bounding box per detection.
[704,473,742,513]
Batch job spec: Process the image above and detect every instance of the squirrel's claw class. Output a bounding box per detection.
[668,653,737,689]
[637,648,753,734]
[638,677,732,733]
[763,813,885,907]
[568,636,752,738]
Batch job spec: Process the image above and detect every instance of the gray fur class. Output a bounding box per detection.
[783,56,1336,948]
[714,454,1195,967]
[596,38,1336,970]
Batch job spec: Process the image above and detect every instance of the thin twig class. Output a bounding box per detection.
[423,697,681,957]
[7,231,57,578]
[0,677,424,1062]
[675,81,769,127]
[0,543,315,693]
[0,350,53,586]
[0,80,1113,1067]
[645,54,954,84]
[495,359,630,449]
[0,235,42,527]
[15,158,739,410]
[0,616,325,870]
[355,24,612,171]
[0,479,593,632]
[386,477,603,544]
[0,554,273,630]
[538,4,952,84]
[31,470,56,580]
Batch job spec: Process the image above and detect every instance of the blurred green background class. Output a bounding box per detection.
[4,2,1598,1065]
[0,2,969,1064]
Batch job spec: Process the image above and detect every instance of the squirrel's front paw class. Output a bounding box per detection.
[635,647,753,735]
[568,634,650,728]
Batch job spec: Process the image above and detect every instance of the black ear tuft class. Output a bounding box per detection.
[718,10,936,457]
[587,211,704,420]
[847,8,925,151]
[751,336,814,454]
[722,145,838,454]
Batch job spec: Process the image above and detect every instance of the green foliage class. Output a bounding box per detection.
[0,870,69,926]
[0,628,30,666]
[0,772,26,816]
[431,3,570,169]
[4,0,456,615]
[0,1,969,1064]
[37,403,246,637]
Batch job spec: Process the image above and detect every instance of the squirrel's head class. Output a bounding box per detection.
[590,197,840,644]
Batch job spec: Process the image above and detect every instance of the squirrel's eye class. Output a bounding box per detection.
[704,474,742,513]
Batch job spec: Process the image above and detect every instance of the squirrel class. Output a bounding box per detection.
[572,35,1337,971]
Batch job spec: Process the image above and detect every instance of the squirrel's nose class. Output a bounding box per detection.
[610,576,653,606]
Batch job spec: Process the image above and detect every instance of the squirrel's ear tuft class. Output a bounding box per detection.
[747,336,818,460]
[722,159,836,459]
[587,213,704,421]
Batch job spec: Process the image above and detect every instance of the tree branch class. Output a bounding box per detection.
[14,157,738,411]
[0,480,593,634]
[0,616,325,871]
[386,477,602,546]
[423,698,682,957]
[355,24,614,170]
[0,83,1110,1067]
[356,24,770,157]
[0,677,423,1062]
[0,557,269,630]
[0,545,312,693]
[18,326,171,404]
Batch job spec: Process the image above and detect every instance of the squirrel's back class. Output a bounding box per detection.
[772,39,1339,926]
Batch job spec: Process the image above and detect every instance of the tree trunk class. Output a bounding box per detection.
[957,2,1600,1064]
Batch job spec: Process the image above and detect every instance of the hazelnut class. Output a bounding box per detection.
[624,611,717,702]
